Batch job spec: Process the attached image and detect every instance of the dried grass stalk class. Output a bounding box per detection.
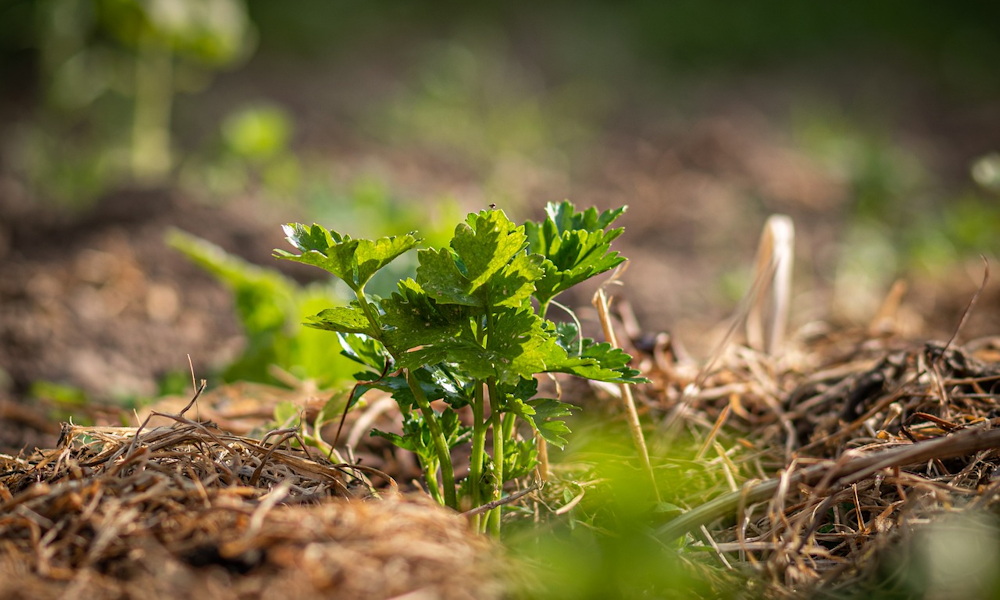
[746,214,794,356]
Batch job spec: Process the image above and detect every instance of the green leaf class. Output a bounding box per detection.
[490,252,545,308]
[372,405,470,458]
[547,340,647,384]
[528,398,576,448]
[371,428,418,453]
[524,201,628,306]
[397,339,495,381]
[500,377,540,405]
[452,210,527,289]
[416,209,541,310]
[364,367,457,411]
[415,247,480,306]
[274,223,420,292]
[372,411,436,463]
[488,308,561,385]
[305,304,378,336]
[380,279,468,355]
[394,307,562,386]
[337,333,390,372]
[553,321,584,352]
[440,408,473,449]
[547,323,647,383]
[506,396,576,448]
[547,201,626,233]
[503,438,539,481]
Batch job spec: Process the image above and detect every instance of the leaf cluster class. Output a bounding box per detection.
[273,201,643,522]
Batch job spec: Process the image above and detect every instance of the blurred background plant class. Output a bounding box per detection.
[5,0,255,205]
[167,229,354,387]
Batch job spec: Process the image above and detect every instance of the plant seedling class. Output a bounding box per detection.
[275,202,645,535]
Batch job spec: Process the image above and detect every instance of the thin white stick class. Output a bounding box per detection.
[746,214,795,356]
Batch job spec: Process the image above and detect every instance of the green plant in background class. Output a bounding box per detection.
[268,395,349,457]
[181,102,302,198]
[275,201,644,535]
[21,0,255,202]
[167,229,357,388]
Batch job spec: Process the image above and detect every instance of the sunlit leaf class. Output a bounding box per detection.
[275,223,420,292]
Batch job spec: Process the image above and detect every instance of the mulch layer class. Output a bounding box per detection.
[0,395,500,600]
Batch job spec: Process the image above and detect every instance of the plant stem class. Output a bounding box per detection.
[353,289,382,340]
[538,299,551,321]
[469,381,487,531]
[486,377,504,536]
[406,369,457,509]
[502,411,517,440]
[422,459,443,505]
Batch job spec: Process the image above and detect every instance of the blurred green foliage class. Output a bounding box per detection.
[508,422,737,599]
[5,0,255,204]
[221,103,292,162]
[166,181,459,386]
[793,106,927,224]
[180,102,302,198]
[4,0,998,218]
[167,229,357,387]
[792,104,1000,309]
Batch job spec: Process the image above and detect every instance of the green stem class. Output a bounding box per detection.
[502,411,517,441]
[353,288,382,340]
[407,369,457,509]
[469,381,488,531]
[486,377,504,536]
[538,299,551,320]
[422,459,443,505]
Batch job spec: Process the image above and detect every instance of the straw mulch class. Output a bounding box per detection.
[647,327,1000,597]
[0,398,500,600]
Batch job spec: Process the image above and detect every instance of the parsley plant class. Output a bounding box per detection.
[275,202,644,534]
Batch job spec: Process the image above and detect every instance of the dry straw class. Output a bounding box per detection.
[0,392,500,600]
[644,228,1000,595]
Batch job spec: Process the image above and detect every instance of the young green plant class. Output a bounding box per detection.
[274,202,644,534]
